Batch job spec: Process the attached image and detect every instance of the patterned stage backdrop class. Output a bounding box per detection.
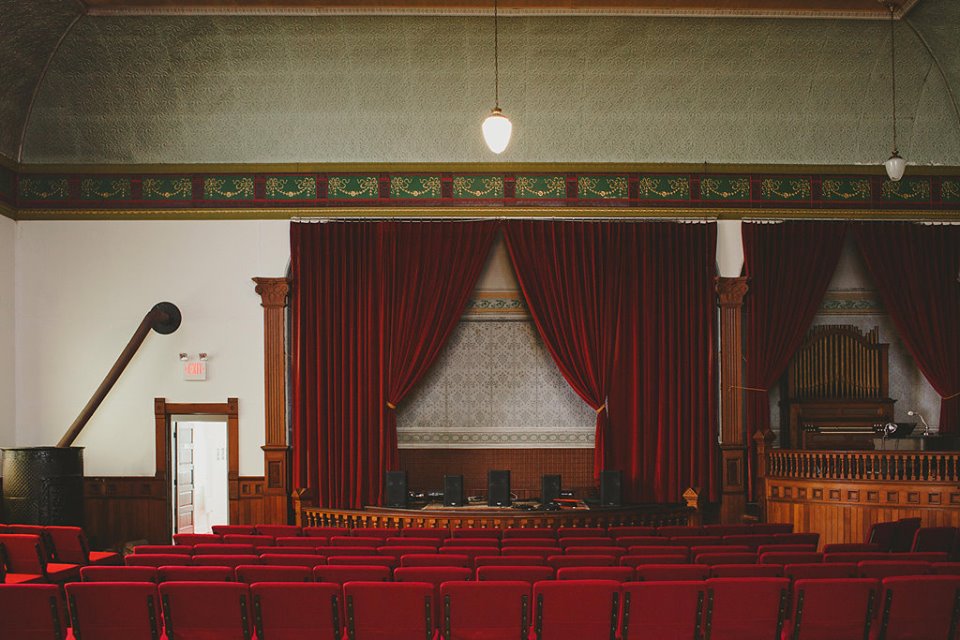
[396,299,596,449]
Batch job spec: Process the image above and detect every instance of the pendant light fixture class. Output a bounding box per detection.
[482,0,512,154]
[883,2,906,181]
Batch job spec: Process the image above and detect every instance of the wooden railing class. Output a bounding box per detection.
[766,449,960,483]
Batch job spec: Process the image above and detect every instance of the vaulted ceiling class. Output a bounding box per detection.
[2,0,959,166]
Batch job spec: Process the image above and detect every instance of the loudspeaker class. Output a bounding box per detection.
[385,470,408,508]
[600,470,622,507]
[487,470,511,507]
[443,475,464,507]
[541,474,561,504]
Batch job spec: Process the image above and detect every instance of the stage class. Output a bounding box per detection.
[295,497,699,530]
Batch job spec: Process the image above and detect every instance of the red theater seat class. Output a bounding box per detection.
[556,566,634,582]
[172,533,221,545]
[353,527,400,540]
[158,565,234,582]
[633,564,710,581]
[193,543,255,555]
[303,526,348,538]
[500,538,558,548]
[858,560,931,578]
[45,526,121,566]
[910,527,959,555]
[824,552,892,563]
[671,535,723,547]
[394,566,472,628]
[626,545,689,558]
[501,546,560,558]
[400,553,469,568]
[756,543,818,554]
[326,555,397,569]
[721,534,774,549]
[784,578,879,640]
[617,536,677,547]
[223,534,275,546]
[0,533,80,583]
[260,553,326,567]
[620,554,690,566]
[608,526,658,539]
[564,545,625,558]
[931,562,960,575]
[475,565,554,583]
[620,580,707,639]
[873,575,960,639]
[532,579,621,640]
[0,584,67,639]
[784,563,858,580]
[557,527,608,538]
[451,527,500,539]
[251,582,341,640]
[439,546,497,567]
[159,581,252,639]
[331,536,384,547]
[277,536,322,547]
[704,524,754,536]
[656,526,704,537]
[400,528,450,540]
[257,545,316,555]
[385,537,442,548]
[255,524,302,538]
[691,544,751,556]
[211,525,257,535]
[66,581,162,640]
[343,581,435,640]
[710,564,783,578]
[80,565,158,582]
[704,577,790,640]
[314,545,377,556]
[822,543,882,553]
[133,544,192,555]
[126,553,193,567]
[443,538,499,547]
[377,545,438,560]
[752,523,794,535]
[759,551,823,565]
[440,580,530,639]
[474,555,544,567]
[548,554,616,569]
[502,527,556,539]
[193,554,259,568]
[235,564,312,583]
[312,565,391,584]
[775,533,820,547]
[694,552,757,565]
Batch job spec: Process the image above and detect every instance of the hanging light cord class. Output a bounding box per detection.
[494,0,500,109]
[889,3,899,154]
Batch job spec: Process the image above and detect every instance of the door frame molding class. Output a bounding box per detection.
[155,397,240,537]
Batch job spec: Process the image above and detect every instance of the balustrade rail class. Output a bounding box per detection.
[766,449,960,483]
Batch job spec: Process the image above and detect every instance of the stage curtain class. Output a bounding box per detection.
[742,221,847,496]
[607,222,719,503]
[855,222,960,435]
[290,220,497,508]
[503,221,624,477]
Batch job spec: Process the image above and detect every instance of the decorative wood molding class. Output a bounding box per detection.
[253,277,291,525]
[154,397,241,535]
[716,276,749,523]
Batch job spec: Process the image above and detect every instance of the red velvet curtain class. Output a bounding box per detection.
[855,222,960,435]
[742,221,847,495]
[290,220,497,508]
[607,222,719,503]
[503,221,624,478]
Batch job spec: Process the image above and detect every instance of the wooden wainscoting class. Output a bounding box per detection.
[760,447,960,546]
[239,476,266,525]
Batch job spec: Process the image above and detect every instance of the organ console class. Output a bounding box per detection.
[782,324,894,450]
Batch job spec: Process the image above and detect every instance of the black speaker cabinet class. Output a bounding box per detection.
[444,475,464,507]
[487,470,511,507]
[600,470,623,507]
[385,470,408,508]
[541,474,561,504]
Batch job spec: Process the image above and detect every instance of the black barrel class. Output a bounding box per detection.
[1,447,84,525]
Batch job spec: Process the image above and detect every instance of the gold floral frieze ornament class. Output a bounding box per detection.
[327,176,380,199]
[761,178,811,201]
[80,178,130,200]
[453,176,504,199]
[515,176,566,199]
[578,176,628,199]
[637,176,689,200]
[700,177,750,200]
[821,178,871,201]
[265,176,315,200]
[142,177,192,200]
[390,176,442,199]
[203,177,254,200]
[881,178,930,201]
[19,177,69,200]
[942,180,960,202]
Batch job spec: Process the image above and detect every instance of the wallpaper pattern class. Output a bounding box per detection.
[20,10,960,165]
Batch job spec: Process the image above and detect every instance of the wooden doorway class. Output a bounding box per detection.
[155,398,239,538]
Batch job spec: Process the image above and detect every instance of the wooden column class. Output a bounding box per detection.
[753,428,775,522]
[716,277,749,524]
[253,277,291,525]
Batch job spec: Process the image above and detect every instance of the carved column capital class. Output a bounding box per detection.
[716,276,749,307]
[253,277,290,308]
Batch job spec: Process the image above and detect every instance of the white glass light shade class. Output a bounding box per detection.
[884,151,906,181]
[482,108,512,154]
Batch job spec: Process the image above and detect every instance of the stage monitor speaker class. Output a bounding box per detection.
[443,475,464,507]
[385,470,408,508]
[600,470,623,507]
[488,470,511,507]
[541,474,561,504]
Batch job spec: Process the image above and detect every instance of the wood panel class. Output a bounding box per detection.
[716,276,748,522]
[239,476,266,525]
[83,477,168,550]
[398,448,594,500]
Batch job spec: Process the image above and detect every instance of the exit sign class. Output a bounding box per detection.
[183,361,207,381]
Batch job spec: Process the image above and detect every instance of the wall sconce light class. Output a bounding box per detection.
[198,353,208,361]
[179,353,189,361]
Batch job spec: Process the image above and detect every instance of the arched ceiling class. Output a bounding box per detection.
[3,0,959,166]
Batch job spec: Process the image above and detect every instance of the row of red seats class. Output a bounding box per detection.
[3,575,958,639]
[93,558,960,583]
[0,531,121,585]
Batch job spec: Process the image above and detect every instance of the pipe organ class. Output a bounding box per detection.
[784,325,894,449]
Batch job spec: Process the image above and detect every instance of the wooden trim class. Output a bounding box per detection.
[253,277,291,525]
[716,276,749,523]
[154,397,241,536]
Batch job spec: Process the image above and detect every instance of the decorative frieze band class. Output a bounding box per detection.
[5,166,960,218]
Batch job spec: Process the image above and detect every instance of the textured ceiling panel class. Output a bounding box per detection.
[21,12,960,165]
[0,0,82,160]
[907,0,960,135]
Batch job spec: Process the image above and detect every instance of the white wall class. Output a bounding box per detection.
[14,220,289,476]
[0,216,15,452]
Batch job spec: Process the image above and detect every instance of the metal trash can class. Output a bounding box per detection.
[2,447,84,525]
